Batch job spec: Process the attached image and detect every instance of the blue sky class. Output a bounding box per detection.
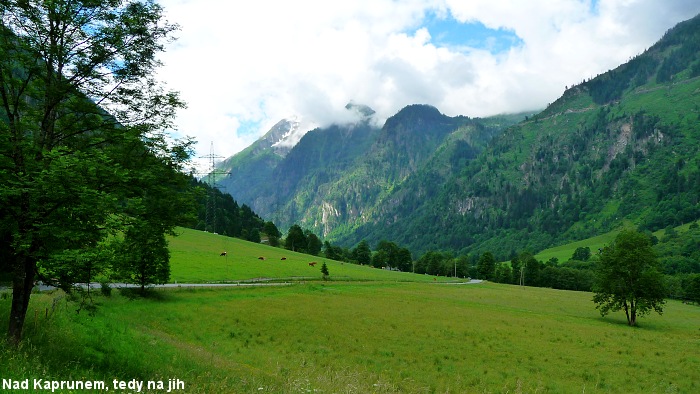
[420,11,524,54]
[156,0,700,161]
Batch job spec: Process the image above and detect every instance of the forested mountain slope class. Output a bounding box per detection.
[344,13,700,258]
[219,13,700,258]
[217,105,526,243]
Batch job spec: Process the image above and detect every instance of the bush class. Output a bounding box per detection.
[99,282,112,297]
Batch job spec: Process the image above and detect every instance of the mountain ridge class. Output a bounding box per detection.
[216,13,700,258]
[217,104,530,240]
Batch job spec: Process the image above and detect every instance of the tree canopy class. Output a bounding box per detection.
[351,240,371,265]
[477,252,496,281]
[285,224,306,253]
[0,0,188,343]
[593,230,666,326]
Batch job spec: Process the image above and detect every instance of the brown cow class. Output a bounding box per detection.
[308,262,317,267]
[258,256,265,260]
[281,257,287,260]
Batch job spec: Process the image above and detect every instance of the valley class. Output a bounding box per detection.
[2,5,700,394]
[2,228,699,393]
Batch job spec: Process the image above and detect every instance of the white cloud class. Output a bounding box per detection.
[155,0,700,160]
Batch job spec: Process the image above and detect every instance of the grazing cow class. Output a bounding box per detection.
[308,262,317,267]
[258,256,265,260]
[220,252,227,257]
[281,257,287,260]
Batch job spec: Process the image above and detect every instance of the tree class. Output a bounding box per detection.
[247,228,261,243]
[687,274,700,304]
[371,249,387,269]
[494,263,512,284]
[264,221,281,247]
[454,255,470,278]
[522,253,542,287]
[396,247,413,272]
[477,252,496,281]
[305,231,322,256]
[510,255,523,285]
[420,251,445,276]
[351,240,371,265]
[571,247,591,261]
[320,262,329,280]
[593,230,666,326]
[285,224,306,252]
[323,241,346,261]
[375,240,399,269]
[114,223,170,294]
[0,0,183,343]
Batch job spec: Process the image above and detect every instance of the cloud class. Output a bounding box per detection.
[155,0,700,160]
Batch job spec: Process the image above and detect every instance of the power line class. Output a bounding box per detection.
[198,142,230,233]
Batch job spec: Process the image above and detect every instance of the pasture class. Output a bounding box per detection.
[533,230,618,263]
[2,281,699,393]
[2,228,699,393]
[167,227,452,283]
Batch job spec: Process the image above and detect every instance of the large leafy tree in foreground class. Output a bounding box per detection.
[593,230,666,326]
[0,0,188,344]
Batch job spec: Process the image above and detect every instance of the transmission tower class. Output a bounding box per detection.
[199,142,230,233]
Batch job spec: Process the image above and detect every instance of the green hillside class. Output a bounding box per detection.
[168,227,454,283]
[534,230,620,263]
[340,13,700,258]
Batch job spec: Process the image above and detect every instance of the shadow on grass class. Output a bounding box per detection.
[118,287,173,301]
[593,315,670,330]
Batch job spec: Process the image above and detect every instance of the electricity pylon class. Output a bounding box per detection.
[199,142,230,233]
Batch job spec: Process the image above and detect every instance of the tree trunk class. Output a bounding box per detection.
[623,301,630,325]
[8,196,37,344]
[8,256,36,345]
[629,299,637,326]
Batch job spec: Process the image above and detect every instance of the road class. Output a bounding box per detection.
[1,278,484,292]
[0,281,296,292]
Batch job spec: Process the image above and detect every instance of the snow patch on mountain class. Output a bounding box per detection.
[270,117,305,153]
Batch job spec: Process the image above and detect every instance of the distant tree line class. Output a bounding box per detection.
[278,224,412,271]
[395,225,700,306]
[270,220,700,306]
[652,223,700,304]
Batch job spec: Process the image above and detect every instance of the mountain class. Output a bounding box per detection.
[217,103,529,244]
[218,13,700,258]
[254,118,302,157]
[213,119,298,208]
[346,13,700,258]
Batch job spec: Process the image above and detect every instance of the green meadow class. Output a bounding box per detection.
[1,229,699,393]
[533,230,619,263]
[167,227,451,283]
[533,222,697,264]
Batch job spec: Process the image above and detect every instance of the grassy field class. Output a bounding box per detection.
[167,227,454,283]
[2,228,700,393]
[533,230,619,263]
[2,282,699,393]
[533,221,698,264]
